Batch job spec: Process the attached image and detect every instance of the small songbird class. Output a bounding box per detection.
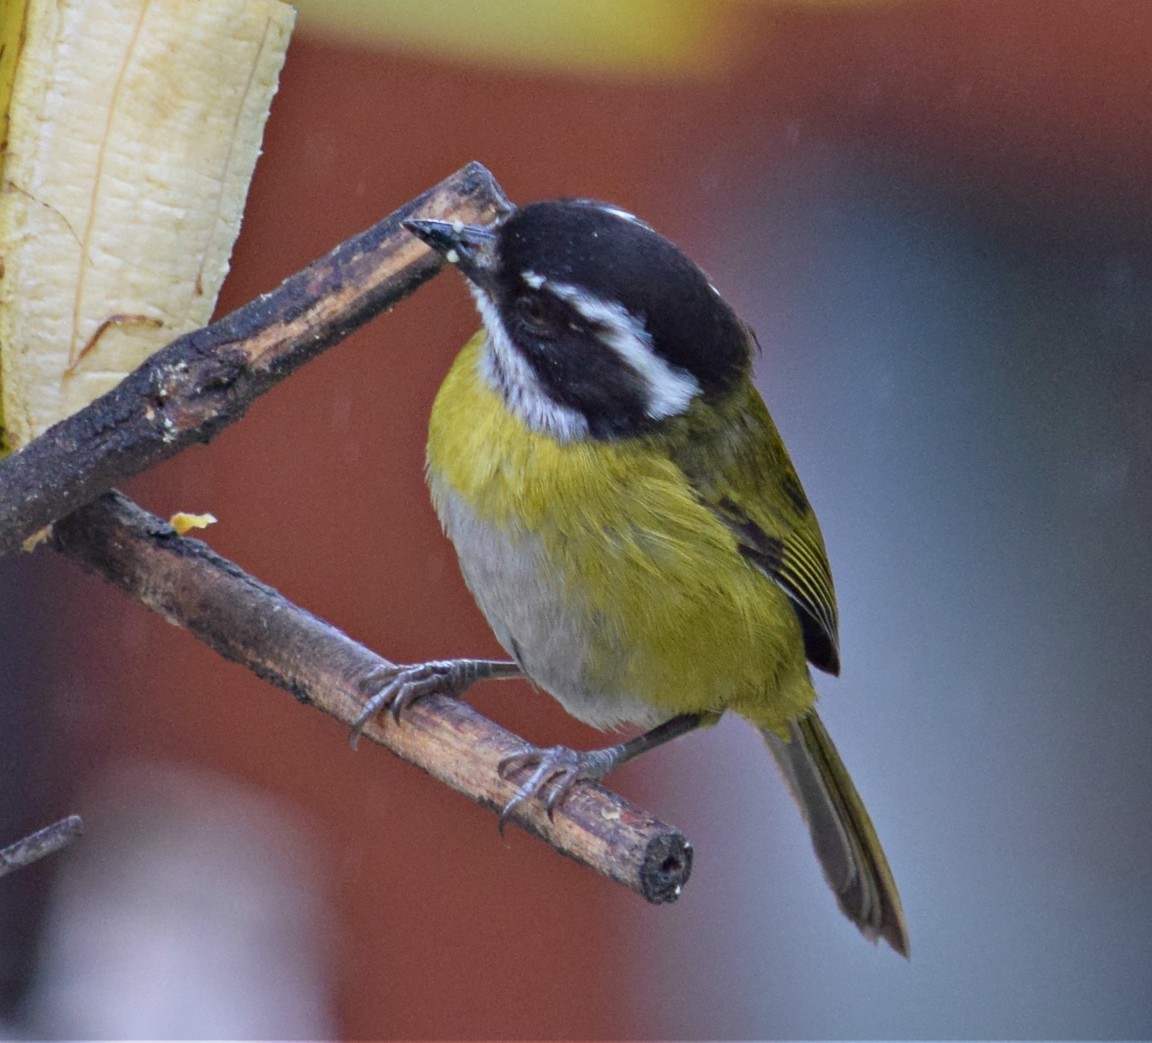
[355,198,908,955]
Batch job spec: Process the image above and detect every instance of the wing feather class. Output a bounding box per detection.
[667,384,841,675]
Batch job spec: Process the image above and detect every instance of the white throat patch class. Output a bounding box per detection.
[471,285,591,443]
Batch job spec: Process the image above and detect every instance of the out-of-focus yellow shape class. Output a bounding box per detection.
[170,512,218,536]
[294,0,733,79]
[0,0,295,452]
[293,0,901,80]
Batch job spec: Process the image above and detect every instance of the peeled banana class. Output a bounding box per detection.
[0,0,295,451]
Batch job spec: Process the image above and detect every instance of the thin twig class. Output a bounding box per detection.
[51,492,692,904]
[0,162,510,558]
[0,815,84,878]
[4,164,692,900]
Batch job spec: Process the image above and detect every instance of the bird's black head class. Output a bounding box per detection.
[406,199,751,441]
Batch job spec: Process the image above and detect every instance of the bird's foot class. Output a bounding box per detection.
[349,658,516,749]
[496,743,623,832]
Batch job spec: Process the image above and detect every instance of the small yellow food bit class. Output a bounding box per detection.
[170,512,217,536]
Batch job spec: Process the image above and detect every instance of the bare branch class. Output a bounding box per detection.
[0,162,510,558]
[0,816,84,878]
[51,492,693,904]
[1,164,692,900]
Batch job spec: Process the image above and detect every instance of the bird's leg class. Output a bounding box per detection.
[349,658,521,748]
[497,712,705,830]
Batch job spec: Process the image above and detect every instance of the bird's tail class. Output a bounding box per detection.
[760,711,909,956]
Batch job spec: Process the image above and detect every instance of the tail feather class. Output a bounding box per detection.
[761,712,909,956]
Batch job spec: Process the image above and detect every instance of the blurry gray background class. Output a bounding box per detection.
[1,2,1149,1037]
[633,143,1152,1038]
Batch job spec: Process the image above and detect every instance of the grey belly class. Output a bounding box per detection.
[430,483,667,730]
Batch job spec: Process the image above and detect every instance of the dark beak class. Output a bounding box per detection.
[404,217,498,289]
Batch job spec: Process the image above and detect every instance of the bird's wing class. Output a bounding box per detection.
[710,490,840,675]
[670,385,841,675]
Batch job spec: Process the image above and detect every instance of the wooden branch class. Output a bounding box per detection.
[2,164,693,901]
[51,492,693,904]
[0,162,510,558]
[0,815,84,878]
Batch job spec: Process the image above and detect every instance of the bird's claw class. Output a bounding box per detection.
[496,744,608,833]
[349,659,475,749]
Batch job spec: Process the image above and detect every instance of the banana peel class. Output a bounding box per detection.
[0,0,295,452]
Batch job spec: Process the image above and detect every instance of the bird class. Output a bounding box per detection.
[353,198,908,955]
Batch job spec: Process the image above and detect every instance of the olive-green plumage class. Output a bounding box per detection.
[428,332,816,732]
[427,333,908,954]
[407,201,908,955]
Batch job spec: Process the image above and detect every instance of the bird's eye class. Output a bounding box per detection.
[515,294,553,335]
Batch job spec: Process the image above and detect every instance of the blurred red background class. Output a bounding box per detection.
[4,1,1151,1037]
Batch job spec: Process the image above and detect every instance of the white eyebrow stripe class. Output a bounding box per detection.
[544,279,700,420]
[521,269,545,289]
